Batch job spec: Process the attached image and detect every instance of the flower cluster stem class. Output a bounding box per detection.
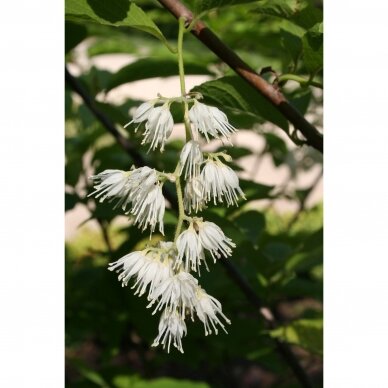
[278,73,323,89]
[174,163,185,242]
[174,16,192,242]
[177,17,193,141]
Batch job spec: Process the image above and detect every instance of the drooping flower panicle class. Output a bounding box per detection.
[92,87,244,353]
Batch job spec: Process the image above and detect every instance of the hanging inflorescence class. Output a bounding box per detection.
[88,19,246,354]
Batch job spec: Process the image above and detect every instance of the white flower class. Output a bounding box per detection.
[124,101,155,128]
[89,167,165,234]
[130,183,165,235]
[108,250,148,287]
[89,166,155,211]
[189,101,236,142]
[89,169,131,205]
[195,219,235,261]
[147,270,198,317]
[183,176,206,214]
[179,140,203,179]
[124,102,174,152]
[176,226,207,273]
[195,287,231,336]
[142,104,174,152]
[152,309,187,353]
[201,159,245,206]
[108,248,173,298]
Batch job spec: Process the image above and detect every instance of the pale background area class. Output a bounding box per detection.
[66,44,323,240]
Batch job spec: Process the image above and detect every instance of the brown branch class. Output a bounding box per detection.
[219,259,313,388]
[65,67,145,167]
[157,0,323,153]
[65,67,313,388]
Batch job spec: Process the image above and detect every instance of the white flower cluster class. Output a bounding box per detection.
[89,166,165,234]
[123,99,236,152]
[108,237,231,353]
[89,95,245,353]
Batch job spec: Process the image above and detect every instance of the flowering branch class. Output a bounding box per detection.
[157,0,323,153]
[65,52,313,385]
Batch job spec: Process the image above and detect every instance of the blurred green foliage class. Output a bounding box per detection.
[65,0,323,386]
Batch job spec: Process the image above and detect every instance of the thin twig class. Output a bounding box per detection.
[157,0,323,153]
[65,67,144,166]
[97,218,113,257]
[65,68,313,388]
[219,259,313,388]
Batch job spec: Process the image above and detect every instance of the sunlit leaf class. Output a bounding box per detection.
[192,76,289,130]
[65,0,174,51]
[269,319,323,356]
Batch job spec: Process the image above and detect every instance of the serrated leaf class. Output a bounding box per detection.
[253,1,323,30]
[65,0,173,51]
[292,3,323,30]
[106,58,212,92]
[192,76,289,131]
[269,319,323,356]
[253,0,295,19]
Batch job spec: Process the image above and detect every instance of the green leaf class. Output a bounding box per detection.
[292,4,323,30]
[113,374,211,388]
[302,23,323,73]
[253,1,322,30]
[106,58,212,92]
[263,133,288,166]
[131,377,210,388]
[285,247,323,273]
[65,21,87,54]
[269,319,323,356]
[280,28,302,65]
[65,0,174,51]
[233,210,266,245]
[213,145,252,160]
[191,76,289,131]
[196,0,260,13]
[239,179,274,202]
[72,360,110,387]
[286,88,312,116]
[253,0,294,19]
